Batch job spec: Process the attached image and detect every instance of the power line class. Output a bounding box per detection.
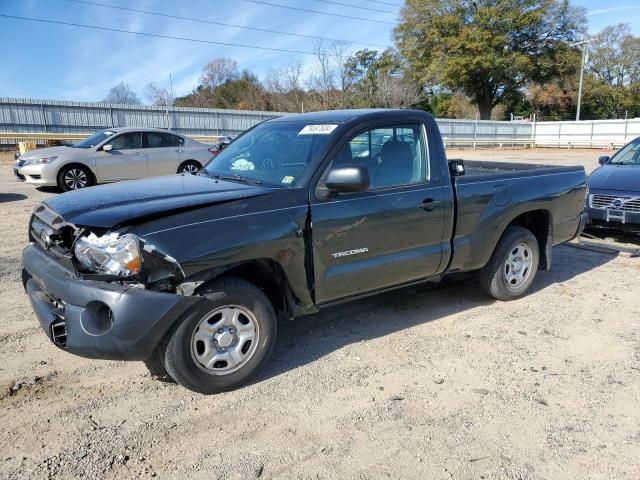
[239,0,396,25]
[63,0,390,49]
[310,0,396,14]
[362,0,405,7]
[0,14,347,55]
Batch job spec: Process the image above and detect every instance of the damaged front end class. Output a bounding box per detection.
[29,203,185,293]
[24,203,209,361]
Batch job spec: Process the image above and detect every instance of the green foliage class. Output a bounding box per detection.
[343,49,419,108]
[395,0,586,118]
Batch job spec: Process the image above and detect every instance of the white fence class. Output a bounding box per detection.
[534,118,640,149]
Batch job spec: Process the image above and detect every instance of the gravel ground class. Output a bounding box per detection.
[1,149,639,480]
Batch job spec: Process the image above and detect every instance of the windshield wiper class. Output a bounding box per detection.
[210,173,263,185]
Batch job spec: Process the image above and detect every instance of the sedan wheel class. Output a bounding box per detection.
[64,168,88,190]
[58,165,94,192]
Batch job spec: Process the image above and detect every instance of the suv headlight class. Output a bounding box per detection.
[74,233,141,276]
[24,156,58,166]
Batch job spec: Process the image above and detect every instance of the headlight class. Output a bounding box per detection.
[24,156,58,166]
[74,233,141,276]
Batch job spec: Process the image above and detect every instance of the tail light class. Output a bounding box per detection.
[208,147,220,156]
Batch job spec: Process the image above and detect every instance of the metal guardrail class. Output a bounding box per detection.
[3,98,638,150]
[0,98,534,147]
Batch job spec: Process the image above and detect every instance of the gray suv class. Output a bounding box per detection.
[15,127,215,191]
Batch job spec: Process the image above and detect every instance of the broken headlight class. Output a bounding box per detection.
[74,232,141,276]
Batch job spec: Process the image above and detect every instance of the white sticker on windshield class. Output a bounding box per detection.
[299,124,338,135]
[104,131,115,135]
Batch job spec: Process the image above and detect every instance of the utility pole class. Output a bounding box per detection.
[570,38,592,121]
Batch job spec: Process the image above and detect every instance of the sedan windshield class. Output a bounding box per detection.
[73,129,117,149]
[203,121,336,187]
[610,138,640,165]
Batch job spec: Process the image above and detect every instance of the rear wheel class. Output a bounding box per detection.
[161,277,277,394]
[479,226,539,301]
[178,160,202,175]
[57,165,94,191]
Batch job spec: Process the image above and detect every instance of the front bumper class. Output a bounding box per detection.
[586,207,640,231]
[23,243,207,361]
[15,163,58,186]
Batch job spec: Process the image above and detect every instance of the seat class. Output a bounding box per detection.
[373,140,414,187]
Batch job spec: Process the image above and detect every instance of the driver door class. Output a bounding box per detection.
[311,123,446,303]
[96,131,147,182]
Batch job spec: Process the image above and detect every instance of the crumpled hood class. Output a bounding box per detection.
[588,164,640,192]
[19,146,74,160]
[45,174,272,228]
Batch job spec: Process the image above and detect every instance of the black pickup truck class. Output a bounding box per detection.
[22,109,588,394]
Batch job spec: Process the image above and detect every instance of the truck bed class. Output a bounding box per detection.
[459,160,579,178]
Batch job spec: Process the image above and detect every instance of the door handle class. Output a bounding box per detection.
[135,152,142,155]
[419,198,441,211]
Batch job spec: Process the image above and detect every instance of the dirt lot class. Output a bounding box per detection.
[1,149,639,480]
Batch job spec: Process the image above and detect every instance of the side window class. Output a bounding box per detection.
[145,132,177,148]
[110,132,142,150]
[327,124,427,190]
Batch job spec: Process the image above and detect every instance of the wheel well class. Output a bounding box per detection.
[57,163,96,184]
[197,260,293,318]
[507,210,552,269]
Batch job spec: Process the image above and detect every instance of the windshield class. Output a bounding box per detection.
[610,138,640,165]
[203,121,336,187]
[73,129,117,149]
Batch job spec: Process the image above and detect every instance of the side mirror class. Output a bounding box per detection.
[598,155,609,165]
[326,166,370,193]
[102,144,113,152]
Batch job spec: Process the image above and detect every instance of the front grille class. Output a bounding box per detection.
[17,159,26,167]
[590,194,640,213]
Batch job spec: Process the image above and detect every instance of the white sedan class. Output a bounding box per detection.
[14,127,216,191]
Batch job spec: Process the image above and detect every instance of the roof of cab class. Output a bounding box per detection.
[267,108,429,124]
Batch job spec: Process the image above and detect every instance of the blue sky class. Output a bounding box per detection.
[1,0,639,102]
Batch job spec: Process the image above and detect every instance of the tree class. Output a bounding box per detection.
[144,82,173,107]
[103,82,141,104]
[307,39,340,110]
[394,0,586,119]
[200,57,239,89]
[344,48,419,108]
[265,58,306,112]
[584,24,640,118]
[175,70,268,111]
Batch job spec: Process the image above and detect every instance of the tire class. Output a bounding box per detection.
[178,160,202,175]
[479,226,540,301]
[57,165,94,192]
[143,345,174,383]
[161,277,277,394]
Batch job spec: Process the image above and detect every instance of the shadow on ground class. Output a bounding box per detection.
[0,193,27,203]
[258,244,617,383]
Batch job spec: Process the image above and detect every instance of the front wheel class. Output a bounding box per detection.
[161,278,277,394]
[479,226,540,301]
[178,160,202,175]
[57,165,94,191]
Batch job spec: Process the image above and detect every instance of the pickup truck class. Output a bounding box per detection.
[22,109,588,394]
